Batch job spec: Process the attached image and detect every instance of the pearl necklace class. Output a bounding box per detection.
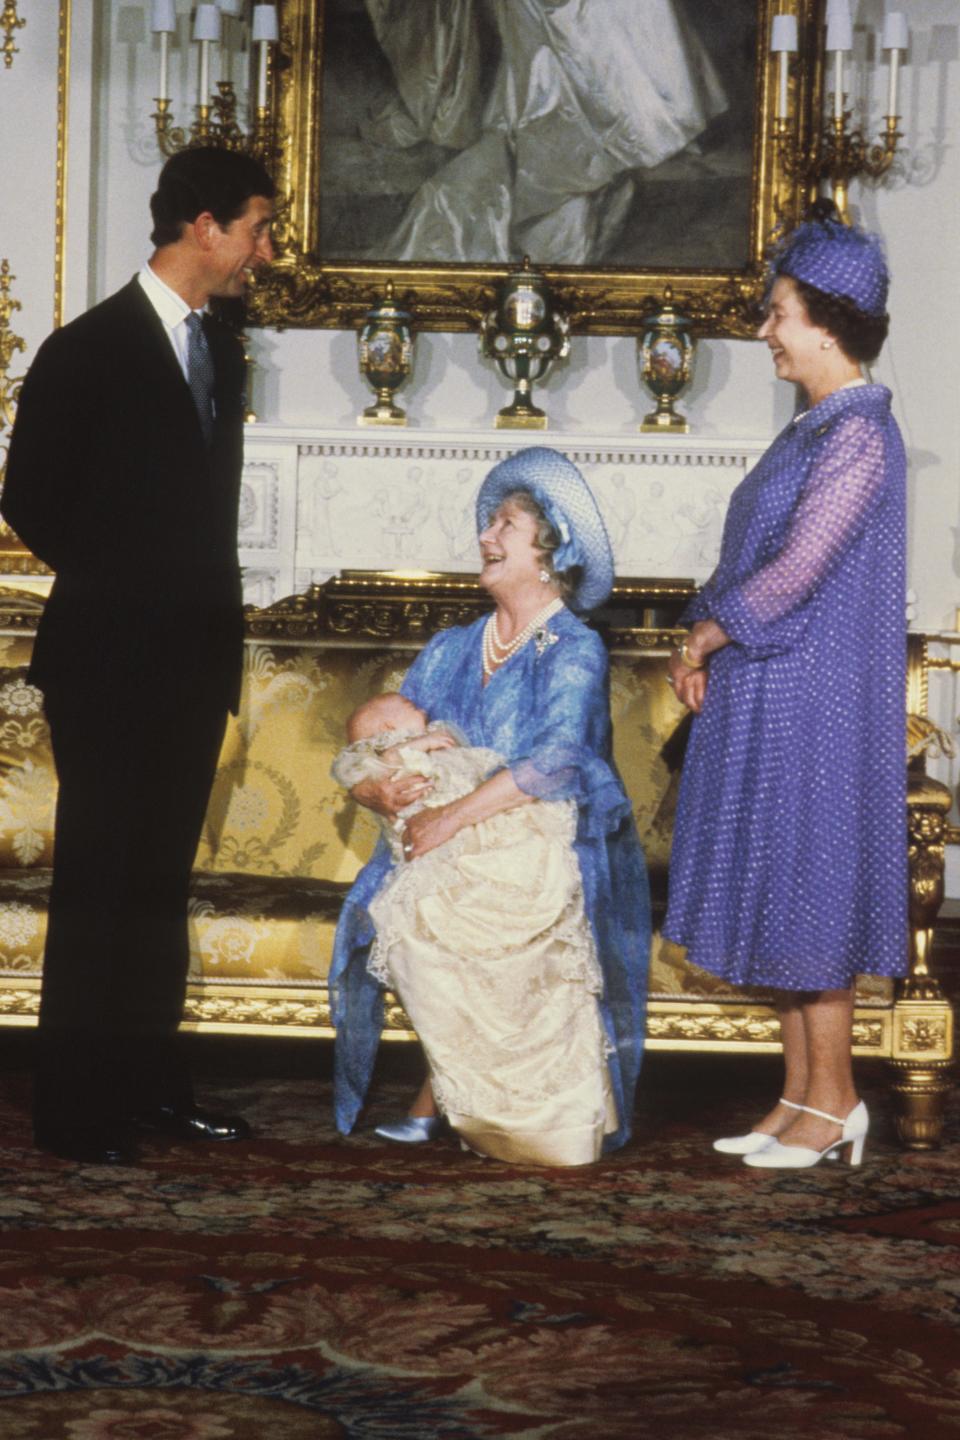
[482,597,563,678]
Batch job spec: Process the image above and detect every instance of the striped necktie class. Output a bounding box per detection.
[185,311,215,445]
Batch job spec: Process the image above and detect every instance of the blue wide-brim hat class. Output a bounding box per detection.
[475,446,614,612]
[769,213,889,318]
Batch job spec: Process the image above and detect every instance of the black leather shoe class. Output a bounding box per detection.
[134,1105,251,1142]
[35,1124,139,1165]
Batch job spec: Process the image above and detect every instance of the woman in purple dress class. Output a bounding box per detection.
[663,206,907,1170]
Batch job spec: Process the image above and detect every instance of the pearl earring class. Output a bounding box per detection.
[539,568,551,584]
[820,339,834,350]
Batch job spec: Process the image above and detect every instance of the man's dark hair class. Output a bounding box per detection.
[150,146,276,248]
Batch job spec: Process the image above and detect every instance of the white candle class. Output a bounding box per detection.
[825,0,852,120]
[883,11,908,117]
[887,49,900,117]
[193,4,220,104]
[257,42,269,109]
[770,15,798,120]
[252,5,279,108]
[159,32,169,99]
[151,0,175,100]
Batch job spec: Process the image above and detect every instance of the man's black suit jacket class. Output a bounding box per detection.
[1,278,245,714]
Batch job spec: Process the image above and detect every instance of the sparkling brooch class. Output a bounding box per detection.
[534,627,560,658]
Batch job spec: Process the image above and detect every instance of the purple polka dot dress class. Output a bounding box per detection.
[663,383,908,990]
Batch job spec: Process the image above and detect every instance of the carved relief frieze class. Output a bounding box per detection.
[326,597,481,643]
[182,992,332,1032]
[645,1007,887,1051]
[647,1011,781,1046]
[238,443,299,603]
[285,428,768,583]
[238,462,281,550]
[0,587,44,630]
[0,984,38,1017]
[893,1002,954,1062]
[178,986,415,1038]
[899,1017,948,1054]
[240,569,282,611]
[244,586,325,641]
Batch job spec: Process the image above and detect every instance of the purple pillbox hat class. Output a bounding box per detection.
[770,214,889,318]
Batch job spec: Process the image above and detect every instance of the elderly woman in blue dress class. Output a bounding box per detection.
[329,447,649,1165]
[664,206,907,1169]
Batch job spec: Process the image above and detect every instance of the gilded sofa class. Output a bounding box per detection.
[0,574,952,1147]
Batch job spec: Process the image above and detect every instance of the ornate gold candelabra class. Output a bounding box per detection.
[769,6,908,220]
[152,87,275,161]
[774,113,901,222]
[148,2,279,163]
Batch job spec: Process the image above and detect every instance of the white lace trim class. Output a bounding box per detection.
[366,801,608,1113]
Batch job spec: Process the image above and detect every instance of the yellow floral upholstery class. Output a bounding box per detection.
[0,638,56,872]
[187,873,344,983]
[197,644,418,884]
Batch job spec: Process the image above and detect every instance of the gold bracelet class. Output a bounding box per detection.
[679,641,705,670]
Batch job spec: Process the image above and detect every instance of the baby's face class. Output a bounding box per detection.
[376,695,427,735]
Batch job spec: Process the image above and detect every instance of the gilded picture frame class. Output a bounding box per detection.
[251,0,824,338]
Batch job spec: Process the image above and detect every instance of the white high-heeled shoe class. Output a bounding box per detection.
[712,1098,803,1155]
[743,1100,869,1169]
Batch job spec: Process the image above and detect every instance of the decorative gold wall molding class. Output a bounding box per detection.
[55,0,71,330]
[0,266,51,575]
[0,260,25,477]
[1,1,25,69]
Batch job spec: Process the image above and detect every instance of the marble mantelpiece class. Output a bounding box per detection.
[238,424,771,608]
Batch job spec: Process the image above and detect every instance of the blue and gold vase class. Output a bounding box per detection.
[358,282,415,426]
[637,288,695,434]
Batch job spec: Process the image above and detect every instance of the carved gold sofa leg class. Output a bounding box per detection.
[891,783,957,1150]
[889,1053,953,1151]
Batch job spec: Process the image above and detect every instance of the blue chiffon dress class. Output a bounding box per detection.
[329,605,651,1151]
[663,383,908,989]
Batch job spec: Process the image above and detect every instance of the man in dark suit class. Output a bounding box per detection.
[1,147,275,1163]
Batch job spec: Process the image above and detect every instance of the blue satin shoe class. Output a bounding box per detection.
[374,1116,445,1144]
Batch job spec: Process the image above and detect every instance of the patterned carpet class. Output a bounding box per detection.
[0,1037,958,1439]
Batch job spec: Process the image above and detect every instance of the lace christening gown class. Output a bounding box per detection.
[338,734,615,1166]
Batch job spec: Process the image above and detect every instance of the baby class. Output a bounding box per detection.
[331,692,503,861]
[331,692,616,1167]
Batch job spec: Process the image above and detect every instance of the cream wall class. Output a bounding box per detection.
[1,0,958,881]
